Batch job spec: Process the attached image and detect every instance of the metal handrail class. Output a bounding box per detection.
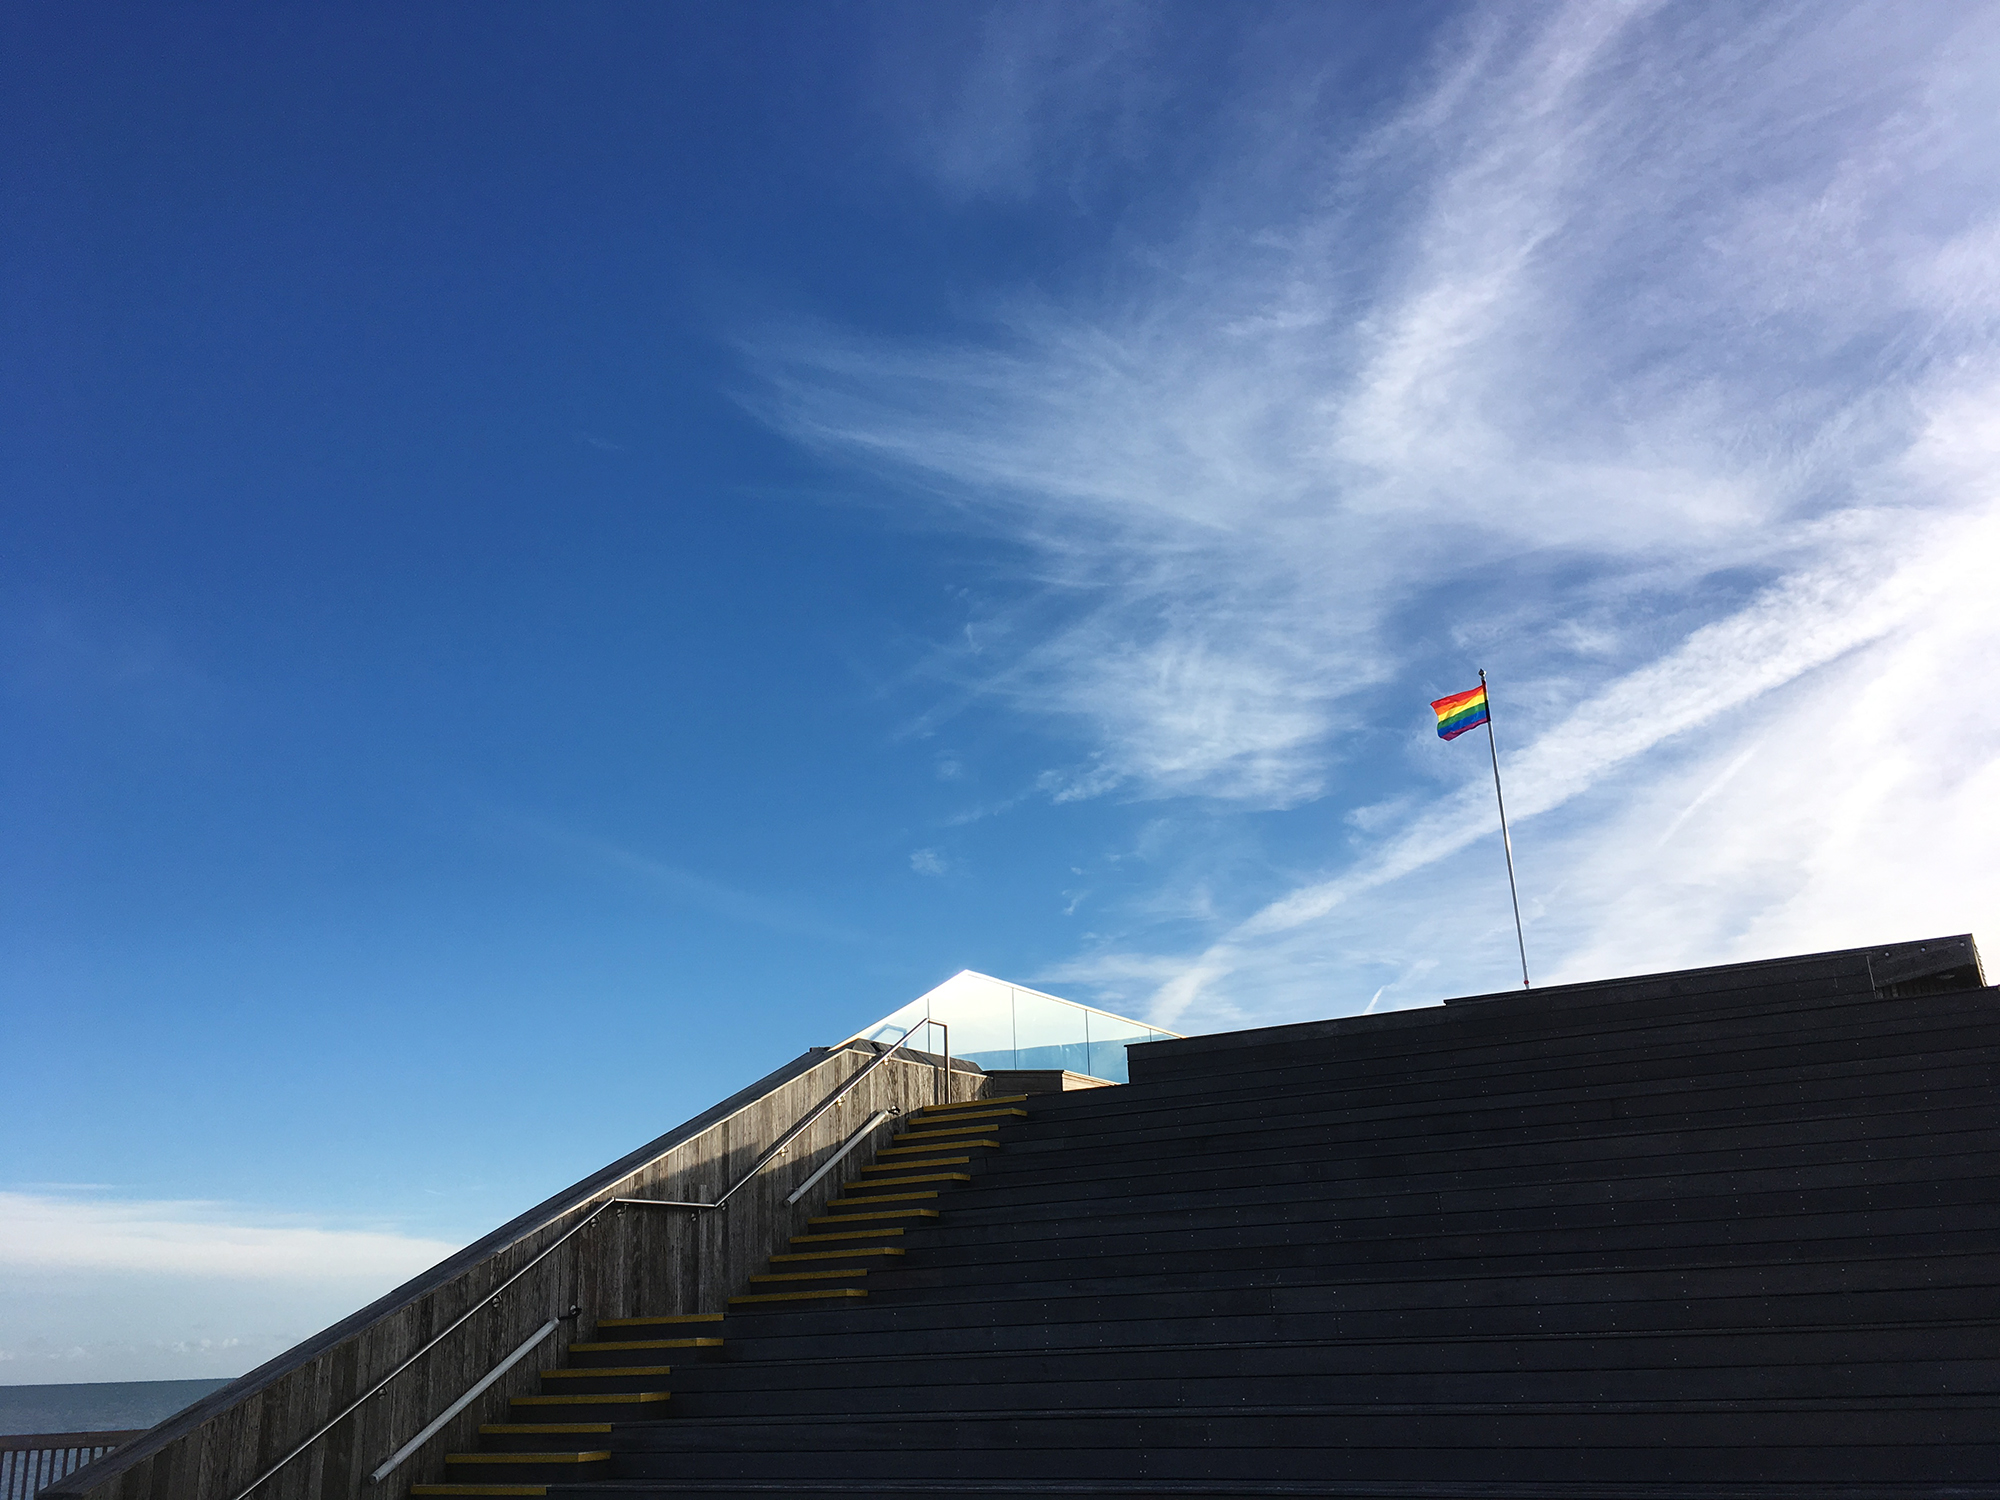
[367,1317,563,1484]
[227,1024,947,1500]
[786,1110,891,1206]
[701,1021,930,1210]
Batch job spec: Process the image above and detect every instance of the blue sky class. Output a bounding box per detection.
[7,1,2000,1382]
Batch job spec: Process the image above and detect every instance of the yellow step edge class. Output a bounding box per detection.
[915,1093,1029,1112]
[479,1424,613,1436]
[567,1338,716,1353]
[729,1287,869,1304]
[861,1156,969,1171]
[905,1108,1026,1123]
[791,1227,905,1244]
[410,1486,547,1497]
[751,1269,870,1283]
[597,1313,723,1326]
[771,1247,905,1262]
[879,1139,999,1155]
[841,1172,970,1189]
[445,1451,611,1465]
[807,1209,936,1224]
[890,1139,997,1152]
[541,1365,677,1379]
[512,1391,670,1407]
[828,1191,939,1206]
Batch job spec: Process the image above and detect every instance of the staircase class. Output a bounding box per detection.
[409,1097,1021,1497]
[726,1096,1027,1313]
[436,960,2000,1497]
[410,1316,722,1495]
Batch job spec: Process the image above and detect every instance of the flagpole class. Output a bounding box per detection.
[1480,668,1531,990]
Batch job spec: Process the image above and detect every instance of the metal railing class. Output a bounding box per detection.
[2,1436,141,1500]
[227,1023,957,1500]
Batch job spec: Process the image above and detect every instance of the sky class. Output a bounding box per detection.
[5,0,1999,1384]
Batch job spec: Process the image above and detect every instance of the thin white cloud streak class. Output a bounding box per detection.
[501,813,867,944]
[752,2,2000,1020]
[0,1192,464,1381]
[0,1191,459,1280]
[884,0,1164,202]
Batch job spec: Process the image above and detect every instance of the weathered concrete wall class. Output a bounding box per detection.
[48,1041,979,1500]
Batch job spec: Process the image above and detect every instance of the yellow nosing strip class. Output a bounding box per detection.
[445,1452,611,1465]
[917,1094,1029,1112]
[597,1313,723,1326]
[892,1136,1008,1152]
[861,1156,969,1171]
[808,1208,936,1223]
[791,1228,905,1245]
[842,1172,970,1189]
[513,1391,669,1406]
[729,1287,868,1304]
[891,1138,999,1152]
[567,1338,715,1352]
[542,1365,677,1378]
[880,1139,999,1154]
[829,1191,939,1206]
[908,1108,1027,1123]
[751,1268,869,1283]
[568,1344,716,1360]
[772,1247,905,1262]
[480,1424,613,1436]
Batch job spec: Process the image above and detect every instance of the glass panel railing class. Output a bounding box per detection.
[1012,988,1091,1075]
[918,971,1018,1063]
[837,971,1179,1086]
[1086,1012,1160,1084]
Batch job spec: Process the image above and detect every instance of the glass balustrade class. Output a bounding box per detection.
[844,971,1178,1084]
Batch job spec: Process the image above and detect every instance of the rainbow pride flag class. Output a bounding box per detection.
[1430,683,1489,741]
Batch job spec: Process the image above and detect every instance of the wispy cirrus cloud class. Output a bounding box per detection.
[751,0,2000,1022]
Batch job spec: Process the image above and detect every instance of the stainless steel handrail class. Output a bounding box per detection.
[700,1022,929,1210]
[228,1198,644,1500]
[227,1023,946,1500]
[785,1110,891,1206]
[367,1317,562,1484]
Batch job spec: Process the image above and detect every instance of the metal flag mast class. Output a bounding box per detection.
[1479,667,1531,989]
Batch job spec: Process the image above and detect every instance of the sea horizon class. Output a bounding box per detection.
[0,1378,234,1437]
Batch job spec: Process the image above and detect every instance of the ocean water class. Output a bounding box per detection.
[0,1380,233,1437]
